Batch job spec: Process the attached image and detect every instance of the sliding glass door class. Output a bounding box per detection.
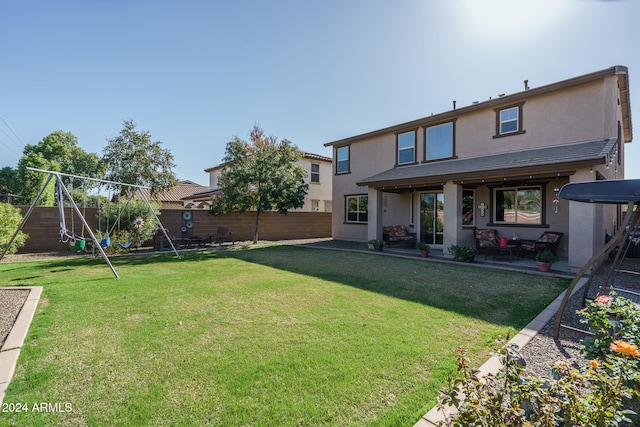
[420,192,444,245]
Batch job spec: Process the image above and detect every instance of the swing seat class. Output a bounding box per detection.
[120,242,132,249]
[100,237,111,249]
[69,239,86,253]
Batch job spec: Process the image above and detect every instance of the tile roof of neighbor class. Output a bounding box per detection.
[357,138,618,188]
[135,181,208,203]
[204,152,331,172]
[181,188,222,201]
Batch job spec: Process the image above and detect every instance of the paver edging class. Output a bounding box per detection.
[414,278,588,426]
[0,286,43,406]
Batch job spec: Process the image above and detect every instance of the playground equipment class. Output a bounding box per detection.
[553,179,640,338]
[0,167,180,278]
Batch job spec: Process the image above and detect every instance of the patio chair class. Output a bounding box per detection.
[213,226,235,245]
[520,231,563,256]
[474,229,499,254]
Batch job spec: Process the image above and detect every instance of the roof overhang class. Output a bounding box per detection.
[326,65,632,147]
[357,138,619,191]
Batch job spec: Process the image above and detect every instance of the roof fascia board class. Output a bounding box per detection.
[326,65,628,147]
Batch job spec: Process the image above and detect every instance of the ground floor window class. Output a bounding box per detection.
[346,195,368,223]
[462,189,474,226]
[494,186,541,224]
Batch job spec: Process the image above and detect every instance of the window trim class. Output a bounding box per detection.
[423,120,456,162]
[345,194,368,224]
[336,146,350,174]
[493,102,526,138]
[395,129,417,166]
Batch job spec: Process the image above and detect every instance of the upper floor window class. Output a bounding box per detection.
[396,130,416,165]
[494,103,525,137]
[311,163,320,183]
[425,122,454,161]
[494,186,541,224]
[336,146,350,174]
[346,194,368,223]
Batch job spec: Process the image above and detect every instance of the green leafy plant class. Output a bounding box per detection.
[448,245,476,262]
[417,241,430,252]
[0,202,29,254]
[437,293,640,426]
[368,239,386,246]
[535,249,557,264]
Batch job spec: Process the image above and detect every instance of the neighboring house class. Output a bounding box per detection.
[324,65,633,273]
[134,180,208,210]
[192,152,333,212]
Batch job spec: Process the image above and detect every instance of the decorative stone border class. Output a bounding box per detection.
[0,286,42,406]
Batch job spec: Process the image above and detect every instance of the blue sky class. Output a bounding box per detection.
[1,0,639,185]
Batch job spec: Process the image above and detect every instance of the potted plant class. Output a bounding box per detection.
[368,239,386,252]
[417,241,430,257]
[448,245,477,263]
[535,249,557,272]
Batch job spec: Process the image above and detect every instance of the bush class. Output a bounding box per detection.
[97,199,160,250]
[447,245,476,262]
[0,202,29,254]
[438,293,640,426]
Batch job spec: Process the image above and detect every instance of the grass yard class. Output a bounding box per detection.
[0,245,569,426]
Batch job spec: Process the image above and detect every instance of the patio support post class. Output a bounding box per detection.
[443,181,463,257]
[567,171,600,273]
[368,188,383,243]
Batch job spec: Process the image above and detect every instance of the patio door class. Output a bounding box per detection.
[420,192,444,245]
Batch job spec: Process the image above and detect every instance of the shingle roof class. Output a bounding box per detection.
[357,138,618,188]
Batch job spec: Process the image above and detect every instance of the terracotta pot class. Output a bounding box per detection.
[537,262,552,272]
[420,250,429,258]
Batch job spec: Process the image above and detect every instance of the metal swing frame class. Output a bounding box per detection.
[0,167,180,278]
[553,179,640,338]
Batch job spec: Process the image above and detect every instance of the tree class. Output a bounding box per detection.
[102,120,177,196]
[213,125,308,243]
[16,131,104,206]
[0,202,29,254]
[0,167,18,204]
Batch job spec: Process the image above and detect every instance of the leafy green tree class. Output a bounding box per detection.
[102,120,178,196]
[16,131,104,206]
[0,167,18,204]
[213,125,308,243]
[0,202,29,254]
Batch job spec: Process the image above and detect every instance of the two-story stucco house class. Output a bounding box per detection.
[184,152,333,212]
[325,65,633,273]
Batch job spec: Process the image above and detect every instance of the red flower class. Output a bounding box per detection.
[595,295,613,306]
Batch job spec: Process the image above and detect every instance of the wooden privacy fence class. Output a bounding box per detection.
[15,207,332,253]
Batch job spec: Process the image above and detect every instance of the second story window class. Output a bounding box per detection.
[311,163,320,183]
[336,146,350,174]
[425,122,454,161]
[397,130,416,165]
[495,103,525,137]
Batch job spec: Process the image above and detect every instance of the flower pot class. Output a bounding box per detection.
[537,261,552,272]
[373,244,384,252]
[420,250,429,258]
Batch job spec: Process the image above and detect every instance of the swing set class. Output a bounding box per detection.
[0,167,179,278]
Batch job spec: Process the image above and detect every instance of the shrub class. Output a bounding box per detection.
[437,293,640,426]
[447,245,476,262]
[0,202,29,254]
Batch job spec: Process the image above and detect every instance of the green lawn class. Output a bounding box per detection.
[0,245,569,426]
